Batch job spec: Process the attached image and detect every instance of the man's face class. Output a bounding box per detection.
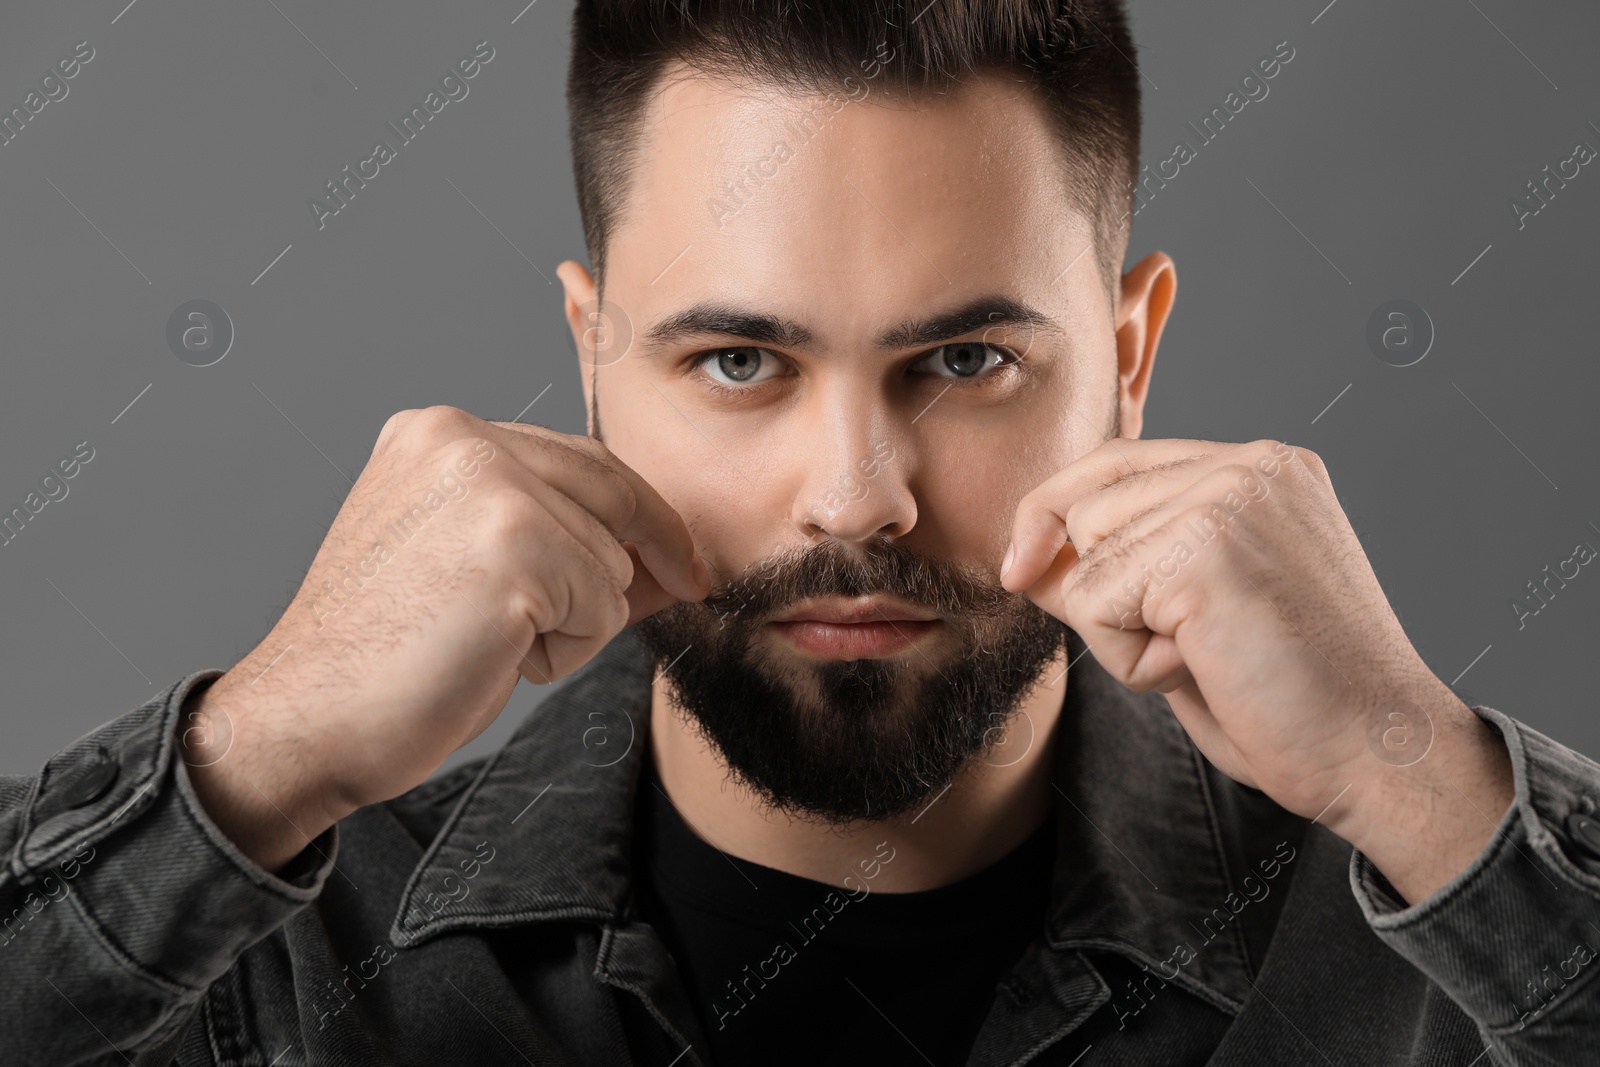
[563,62,1161,824]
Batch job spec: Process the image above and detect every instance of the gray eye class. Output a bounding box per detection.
[941,342,989,376]
[718,349,762,381]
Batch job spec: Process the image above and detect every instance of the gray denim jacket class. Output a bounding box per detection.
[3,626,1599,1066]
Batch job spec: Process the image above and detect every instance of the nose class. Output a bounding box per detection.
[792,418,915,544]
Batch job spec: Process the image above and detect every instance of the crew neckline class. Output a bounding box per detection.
[632,757,1058,943]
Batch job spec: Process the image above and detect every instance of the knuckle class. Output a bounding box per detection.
[374,408,419,452]
[612,488,642,525]
[408,404,475,443]
[1293,446,1327,476]
[508,578,560,635]
[477,495,546,550]
[379,407,416,435]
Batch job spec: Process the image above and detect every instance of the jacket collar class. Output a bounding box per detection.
[389,627,1258,1013]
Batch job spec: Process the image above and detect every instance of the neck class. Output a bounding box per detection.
[647,643,1069,893]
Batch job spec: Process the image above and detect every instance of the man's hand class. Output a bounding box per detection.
[183,406,710,873]
[1001,438,1513,905]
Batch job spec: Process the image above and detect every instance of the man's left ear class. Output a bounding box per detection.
[1113,252,1177,440]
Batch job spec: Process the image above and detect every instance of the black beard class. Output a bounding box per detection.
[631,535,1070,825]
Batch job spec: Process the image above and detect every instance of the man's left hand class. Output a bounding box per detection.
[1001,437,1514,905]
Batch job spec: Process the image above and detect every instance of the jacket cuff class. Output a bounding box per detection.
[1349,703,1600,1034]
[3,668,338,993]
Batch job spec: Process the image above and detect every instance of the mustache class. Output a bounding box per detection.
[700,536,1018,623]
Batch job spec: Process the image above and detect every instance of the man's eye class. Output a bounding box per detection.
[696,347,786,387]
[911,342,1015,379]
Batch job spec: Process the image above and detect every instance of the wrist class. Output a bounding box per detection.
[180,674,350,874]
[1325,686,1513,905]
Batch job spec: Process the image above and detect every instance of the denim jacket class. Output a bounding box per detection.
[3,626,1599,1066]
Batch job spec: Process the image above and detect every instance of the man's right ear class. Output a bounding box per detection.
[556,259,600,415]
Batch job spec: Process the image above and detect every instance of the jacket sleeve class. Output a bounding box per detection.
[0,669,338,1065]
[1349,703,1600,1067]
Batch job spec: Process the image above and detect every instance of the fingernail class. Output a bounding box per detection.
[1000,541,1016,581]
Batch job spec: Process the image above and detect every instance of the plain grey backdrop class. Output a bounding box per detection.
[1,0,1596,779]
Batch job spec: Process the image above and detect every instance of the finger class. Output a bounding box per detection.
[1077,463,1268,596]
[1012,536,1079,621]
[517,520,633,682]
[511,466,638,594]
[489,437,704,627]
[1051,471,1274,695]
[1002,438,1217,593]
[1061,451,1215,553]
[487,422,709,604]
[1017,530,1184,695]
[621,541,680,627]
[1072,437,1303,565]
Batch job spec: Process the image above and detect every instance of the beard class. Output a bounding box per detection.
[631,534,1070,825]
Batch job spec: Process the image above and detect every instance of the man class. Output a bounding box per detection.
[3,0,1597,1063]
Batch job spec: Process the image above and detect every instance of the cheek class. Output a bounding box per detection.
[601,371,807,584]
[917,428,1063,562]
[623,443,775,577]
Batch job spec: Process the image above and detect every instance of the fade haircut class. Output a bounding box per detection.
[567,0,1143,304]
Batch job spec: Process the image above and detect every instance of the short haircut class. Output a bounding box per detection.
[567,0,1142,304]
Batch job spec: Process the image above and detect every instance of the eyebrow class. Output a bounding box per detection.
[635,294,1062,357]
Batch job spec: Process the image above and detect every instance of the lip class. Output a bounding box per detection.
[769,618,942,658]
[768,595,938,625]
[766,595,942,659]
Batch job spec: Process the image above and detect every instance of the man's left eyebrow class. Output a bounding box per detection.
[873,295,1062,351]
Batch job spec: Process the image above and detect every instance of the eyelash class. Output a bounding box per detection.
[687,344,1024,399]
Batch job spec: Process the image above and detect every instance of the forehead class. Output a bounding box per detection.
[604,60,1099,342]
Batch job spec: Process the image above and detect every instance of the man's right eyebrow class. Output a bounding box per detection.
[635,302,815,357]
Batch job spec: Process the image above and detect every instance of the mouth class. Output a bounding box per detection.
[767,596,942,659]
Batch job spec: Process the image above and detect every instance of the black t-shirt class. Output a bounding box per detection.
[630,760,1057,1067]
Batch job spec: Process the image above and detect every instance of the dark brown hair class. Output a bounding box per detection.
[567,0,1142,302]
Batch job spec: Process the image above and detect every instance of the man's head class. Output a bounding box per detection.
[557,0,1175,825]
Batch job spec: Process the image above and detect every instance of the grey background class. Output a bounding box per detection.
[1,0,1595,777]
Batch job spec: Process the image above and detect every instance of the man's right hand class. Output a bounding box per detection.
[182,406,709,872]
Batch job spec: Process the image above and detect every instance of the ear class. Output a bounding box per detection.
[556,259,600,429]
[1112,252,1176,441]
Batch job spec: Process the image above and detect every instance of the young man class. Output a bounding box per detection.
[3,1,1597,1064]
